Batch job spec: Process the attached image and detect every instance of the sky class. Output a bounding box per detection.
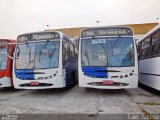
[0,0,160,39]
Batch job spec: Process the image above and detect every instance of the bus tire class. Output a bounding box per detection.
[3,86,14,90]
[66,72,75,89]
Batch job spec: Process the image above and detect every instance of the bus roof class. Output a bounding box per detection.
[80,26,134,38]
[136,24,160,43]
[82,26,133,30]
[0,39,16,43]
[63,34,75,45]
[17,31,75,45]
[17,31,64,38]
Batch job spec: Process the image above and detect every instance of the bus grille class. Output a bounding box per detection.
[19,83,53,87]
[87,82,129,86]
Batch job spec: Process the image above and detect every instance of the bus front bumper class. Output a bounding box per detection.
[0,77,12,88]
[79,76,138,89]
[13,76,65,89]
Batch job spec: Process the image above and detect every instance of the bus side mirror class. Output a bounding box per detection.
[16,50,20,59]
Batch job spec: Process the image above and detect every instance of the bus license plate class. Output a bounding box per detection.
[30,82,39,86]
[103,80,113,85]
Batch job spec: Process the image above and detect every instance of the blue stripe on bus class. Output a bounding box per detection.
[82,67,108,78]
[15,70,35,80]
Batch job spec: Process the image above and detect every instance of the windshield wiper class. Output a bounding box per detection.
[84,40,90,65]
[109,38,122,66]
[29,47,31,63]
[99,39,107,64]
[25,59,34,69]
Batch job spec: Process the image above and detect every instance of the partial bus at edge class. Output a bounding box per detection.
[78,26,138,89]
[0,39,15,88]
[137,24,160,91]
[13,31,78,89]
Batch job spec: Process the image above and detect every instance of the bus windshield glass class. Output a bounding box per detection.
[15,40,60,69]
[81,37,134,67]
[0,47,8,70]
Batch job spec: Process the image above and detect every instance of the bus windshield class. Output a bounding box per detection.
[81,37,134,67]
[0,47,8,70]
[15,40,60,70]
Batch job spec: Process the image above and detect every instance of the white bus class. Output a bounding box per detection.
[13,31,78,89]
[137,24,160,91]
[78,26,138,89]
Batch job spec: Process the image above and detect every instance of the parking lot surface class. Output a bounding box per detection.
[0,85,159,115]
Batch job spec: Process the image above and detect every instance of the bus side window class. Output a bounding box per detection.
[151,29,160,56]
[66,41,71,60]
[137,43,141,59]
[62,39,68,68]
[73,46,77,60]
[69,43,75,60]
[140,37,151,59]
